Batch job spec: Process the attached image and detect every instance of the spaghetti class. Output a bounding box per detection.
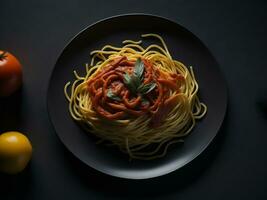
[64,34,207,160]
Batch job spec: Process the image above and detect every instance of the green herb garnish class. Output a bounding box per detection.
[107,89,122,101]
[123,58,156,96]
[133,58,144,81]
[138,82,157,94]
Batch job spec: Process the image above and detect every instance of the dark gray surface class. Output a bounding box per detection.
[0,0,267,199]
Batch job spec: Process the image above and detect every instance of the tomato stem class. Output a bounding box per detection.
[0,51,7,60]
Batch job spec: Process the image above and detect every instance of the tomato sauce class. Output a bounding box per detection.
[87,56,184,126]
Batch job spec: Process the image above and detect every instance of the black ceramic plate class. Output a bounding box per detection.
[47,14,227,179]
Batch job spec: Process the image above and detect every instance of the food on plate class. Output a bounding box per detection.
[0,131,32,174]
[0,50,22,97]
[64,34,207,160]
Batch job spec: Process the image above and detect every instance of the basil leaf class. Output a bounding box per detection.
[107,89,122,101]
[123,58,146,95]
[138,82,156,94]
[123,72,131,85]
[131,75,141,91]
[123,72,136,93]
[134,58,144,80]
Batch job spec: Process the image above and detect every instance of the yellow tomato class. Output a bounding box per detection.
[0,131,32,174]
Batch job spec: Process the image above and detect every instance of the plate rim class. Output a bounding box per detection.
[46,13,228,179]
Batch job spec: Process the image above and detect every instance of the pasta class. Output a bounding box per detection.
[64,34,207,160]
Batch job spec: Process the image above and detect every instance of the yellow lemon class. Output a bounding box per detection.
[0,131,32,174]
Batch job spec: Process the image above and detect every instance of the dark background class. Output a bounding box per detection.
[0,0,267,199]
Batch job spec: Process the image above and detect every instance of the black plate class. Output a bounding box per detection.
[47,14,227,179]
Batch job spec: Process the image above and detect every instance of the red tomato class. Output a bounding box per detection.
[0,50,22,97]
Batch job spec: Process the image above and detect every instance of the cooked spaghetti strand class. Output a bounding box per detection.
[64,34,207,160]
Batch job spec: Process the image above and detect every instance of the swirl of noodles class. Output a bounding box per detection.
[64,34,207,160]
